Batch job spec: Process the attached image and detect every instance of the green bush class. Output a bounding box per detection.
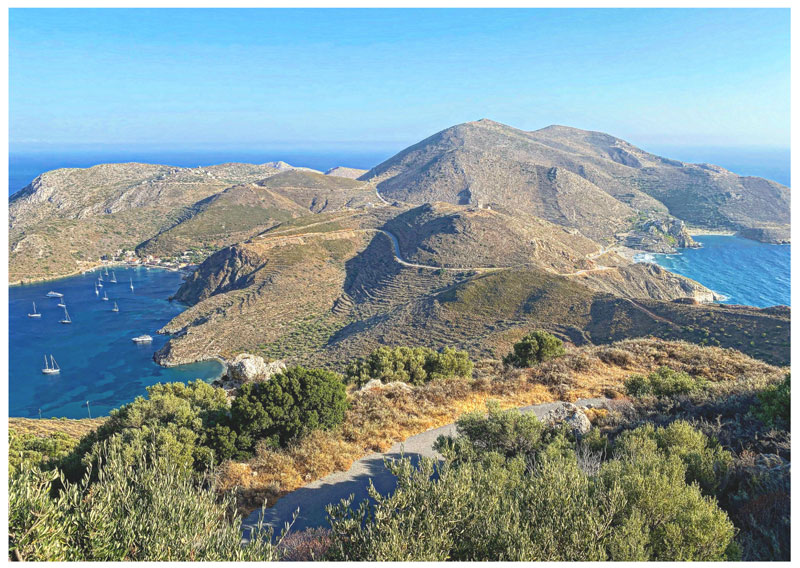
[435,401,548,459]
[9,441,280,561]
[60,380,230,480]
[624,366,704,397]
[755,373,789,427]
[345,346,473,386]
[230,366,348,452]
[614,420,733,494]
[326,413,736,561]
[503,331,565,368]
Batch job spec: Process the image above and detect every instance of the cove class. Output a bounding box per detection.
[635,235,790,308]
[9,266,223,419]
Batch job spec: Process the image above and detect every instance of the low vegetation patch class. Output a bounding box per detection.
[624,366,707,397]
[345,346,473,386]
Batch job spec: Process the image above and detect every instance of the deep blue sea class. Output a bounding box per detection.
[9,266,224,419]
[636,235,790,308]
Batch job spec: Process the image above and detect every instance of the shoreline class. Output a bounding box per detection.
[10,260,193,287]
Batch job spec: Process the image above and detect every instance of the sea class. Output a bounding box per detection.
[635,235,790,308]
[9,266,225,419]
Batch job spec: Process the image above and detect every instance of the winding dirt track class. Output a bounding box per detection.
[241,397,606,541]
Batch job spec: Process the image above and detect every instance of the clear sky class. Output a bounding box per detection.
[9,8,790,154]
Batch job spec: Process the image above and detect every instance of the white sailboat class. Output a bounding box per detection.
[59,307,72,324]
[98,274,104,283]
[102,291,109,301]
[104,267,109,276]
[45,291,64,298]
[57,298,66,308]
[95,283,99,296]
[110,271,118,283]
[28,302,42,318]
[112,302,119,312]
[129,277,134,292]
[42,354,60,375]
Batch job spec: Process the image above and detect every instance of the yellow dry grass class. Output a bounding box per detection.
[218,338,786,516]
[8,417,107,439]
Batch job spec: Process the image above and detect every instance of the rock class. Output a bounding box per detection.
[226,354,286,385]
[541,402,592,436]
[359,379,385,392]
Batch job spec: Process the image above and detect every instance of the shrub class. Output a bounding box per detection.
[326,417,736,561]
[755,373,789,427]
[614,420,733,494]
[59,380,230,480]
[624,366,704,397]
[9,442,280,561]
[345,346,473,386]
[230,366,348,452]
[503,331,565,368]
[435,401,547,459]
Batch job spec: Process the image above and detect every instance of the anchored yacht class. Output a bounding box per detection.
[42,354,60,375]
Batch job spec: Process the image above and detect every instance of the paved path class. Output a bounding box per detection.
[241,397,606,541]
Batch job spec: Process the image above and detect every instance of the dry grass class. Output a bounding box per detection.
[217,338,785,517]
[8,417,107,439]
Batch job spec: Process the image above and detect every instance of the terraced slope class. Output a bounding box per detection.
[157,211,789,369]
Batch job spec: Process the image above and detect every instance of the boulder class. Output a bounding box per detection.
[541,402,592,436]
[227,354,286,385]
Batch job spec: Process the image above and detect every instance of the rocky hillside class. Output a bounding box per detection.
[156,206,788,371]
[361,119,790,246]
[8,163,375,282]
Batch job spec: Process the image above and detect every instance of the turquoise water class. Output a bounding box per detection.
[9,266,224,418]
[636,235,790,308]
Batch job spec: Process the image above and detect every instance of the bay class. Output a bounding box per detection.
[9,266,224,419]
[635,235,790,308]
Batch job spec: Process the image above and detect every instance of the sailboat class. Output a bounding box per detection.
[129,278,134,292]
[104,267,109,276]
[110,271,118,283]
[102,291,109,301]
[59,307,72,324]
[57,298,66,308]
[95,283,99,296]
[45,291,64,298]
[42,354,60,375]
[112,302,119,312]
[28,302,42,318]
[98,273,104,283]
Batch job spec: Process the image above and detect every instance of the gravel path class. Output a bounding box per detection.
[241,397,606,541]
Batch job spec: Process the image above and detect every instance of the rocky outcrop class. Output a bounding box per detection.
[739,226,791,245]
[624,217,698,253]
[228,354,287,383]
[358,379,414,393]
[211,354,287,394]
[540,402,592,436]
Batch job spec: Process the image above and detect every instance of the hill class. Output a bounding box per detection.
[361,119,790,245]
[8,164,376,282]
[155,210,788,370]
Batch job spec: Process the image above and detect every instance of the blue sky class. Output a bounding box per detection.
[9,8,790,153]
